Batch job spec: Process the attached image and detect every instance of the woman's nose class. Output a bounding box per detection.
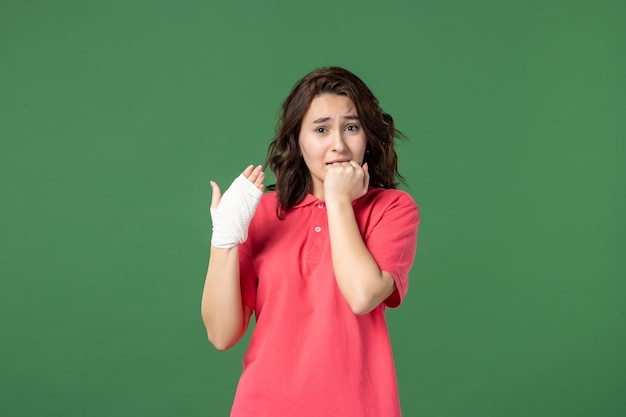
[330,130,347,152]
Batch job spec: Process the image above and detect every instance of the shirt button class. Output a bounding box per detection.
[314,226,321,233]
[317,203,324,209]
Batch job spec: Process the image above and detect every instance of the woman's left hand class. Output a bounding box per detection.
[324,161,369,203]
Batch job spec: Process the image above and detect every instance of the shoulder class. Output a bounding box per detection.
[247,192,279,242]
[259,191,278,206]
[351,188,419,237]
[356,187,419,215]
[254,192,278,218]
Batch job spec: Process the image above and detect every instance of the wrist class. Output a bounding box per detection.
[324,196,353,211]
[210,245,239,255]
[210,174,262,248]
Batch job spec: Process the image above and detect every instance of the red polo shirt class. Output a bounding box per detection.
[231,187,419,417]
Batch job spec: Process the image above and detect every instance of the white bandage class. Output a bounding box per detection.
[210,174,263,248]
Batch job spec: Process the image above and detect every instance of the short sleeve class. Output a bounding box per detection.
[238,237,257,311]
[365,192,419,308]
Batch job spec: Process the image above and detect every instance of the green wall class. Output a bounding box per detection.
[1,1,624,416]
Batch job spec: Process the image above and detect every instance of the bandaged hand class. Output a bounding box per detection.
[210,165,265,249]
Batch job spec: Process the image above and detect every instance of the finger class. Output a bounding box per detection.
[242,164,255,177]
[254,171,265,191]
[325,163,339,175]
[347,160,363,177]
[341,161,355,171]
[210,180,222,208]
[350,160,364,176]
[246,165,263,183]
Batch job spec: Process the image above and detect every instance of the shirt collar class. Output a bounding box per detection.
[292,187,374,209]
[293,193,321,208]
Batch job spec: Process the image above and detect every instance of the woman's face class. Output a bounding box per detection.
[299,94,367,199]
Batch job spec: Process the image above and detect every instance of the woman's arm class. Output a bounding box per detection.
[324,161,395,315]
[201,165,264,350]
[202,246,253,350]
[326,200,396,315]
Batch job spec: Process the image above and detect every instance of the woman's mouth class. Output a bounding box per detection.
[325,159,350,165]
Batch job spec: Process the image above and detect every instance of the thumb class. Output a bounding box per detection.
[362,162,370,189]
[210,180,222,208]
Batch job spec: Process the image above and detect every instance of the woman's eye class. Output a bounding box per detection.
[316,127,327,133]
[346,125,359,131]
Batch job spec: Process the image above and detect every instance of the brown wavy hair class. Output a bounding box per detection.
[266,66,405,216]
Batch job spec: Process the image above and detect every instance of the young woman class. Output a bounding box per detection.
[202,67,420,417]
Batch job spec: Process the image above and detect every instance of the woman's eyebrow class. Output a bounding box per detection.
[312,115,359,124]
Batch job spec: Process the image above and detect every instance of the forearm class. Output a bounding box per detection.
[201,246,250,350]
[326,199,395,314]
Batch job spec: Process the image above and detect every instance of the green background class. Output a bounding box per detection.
[1,1,624,416]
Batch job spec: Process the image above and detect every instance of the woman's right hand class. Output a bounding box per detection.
[209,165,265,249]
[210,164,265,208]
